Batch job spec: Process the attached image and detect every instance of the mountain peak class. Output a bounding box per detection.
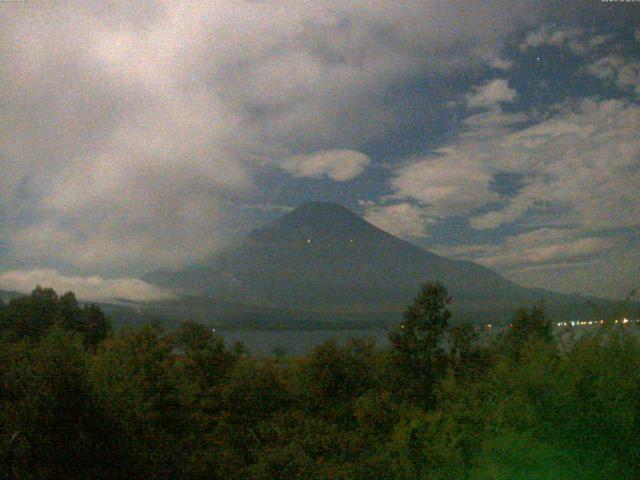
[249,202,375,243]
[284,202,361,222]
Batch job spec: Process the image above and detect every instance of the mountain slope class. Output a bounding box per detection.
[0,289,24,303]
[144,202,633,325]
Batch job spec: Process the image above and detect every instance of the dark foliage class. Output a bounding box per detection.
[388,282,451,405]
[0,286,110,349]
[1,285,639,479]
[501,304,553,359]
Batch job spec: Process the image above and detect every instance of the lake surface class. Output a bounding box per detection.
[217,322,640,357]
[218,329,390,356]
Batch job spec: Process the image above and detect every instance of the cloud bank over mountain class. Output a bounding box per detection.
[0,269,173,302]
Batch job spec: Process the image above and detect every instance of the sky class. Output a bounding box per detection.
[1,1,639,302]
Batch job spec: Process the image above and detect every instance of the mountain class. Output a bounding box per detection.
[144,202,635,325]
[0,289,24,303]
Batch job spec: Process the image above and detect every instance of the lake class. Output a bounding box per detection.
[217,322,640,357]
[218,329,390,357]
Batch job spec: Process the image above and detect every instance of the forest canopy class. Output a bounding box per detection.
[1,284,639,479]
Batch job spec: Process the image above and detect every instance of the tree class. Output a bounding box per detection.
[449,323,489,381]
[293,338,377,420]
[383,408,466,480]
[389,282,451,405]
[57,291,82,331]
[0,328,126,479]
[449,324,477,361]
[172,320,240,388]
[89,325,184,478]
[503,304,552,357]
[79,304,110,351]
[0,297,7,335]
[7,286,59,338]
[0,288,110,349]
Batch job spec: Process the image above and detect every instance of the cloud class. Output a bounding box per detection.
[434,228,617,269]
[280,150,371,181]
[385,76,640,300]
[387,106,527,218]
[431,228,639,298]
[1,1,550,275]
[520,24,586,55]
[389,97,640,235]
[390,151,500,218]
[0,269,174,302]
[363,202,435,239]
[505,248,640,300]
[466,79,517,108]
[480,230,617,269]
[489,57,514,70]
[518,24,624,57]
[473,99,640,231]
[589,34,614,49]
[587,55,640,96]
[433,227,633,286]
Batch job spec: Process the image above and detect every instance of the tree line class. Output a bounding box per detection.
[1,283,639,479]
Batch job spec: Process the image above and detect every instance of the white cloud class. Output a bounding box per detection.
[476,99,640,231]
[470,200,533,230]
[1,1,546,275]
[478,231,616,269]
[466,79,517,108]
[587,55,640,96]
[280,150,371,182]
[363,203,435,239]
[400,93,640,299]
[504,249,640,299]
[434,227,626,276]
[391,151,499,218]
[489,57,514,70]
[0,269,174,302]
[431,228,638,298]
[520,24,586,55]
[388,107,527,218]
[493,233,639,300]
[434,228,617,269]
[389,97,640,233]
[589,34,614,48]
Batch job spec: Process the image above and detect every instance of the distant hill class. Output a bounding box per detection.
[0,289,24,303]
[0,288,174,331]
[140,202,636,326]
